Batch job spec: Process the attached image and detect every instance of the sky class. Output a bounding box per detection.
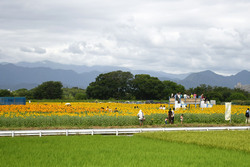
[0,0,250,75]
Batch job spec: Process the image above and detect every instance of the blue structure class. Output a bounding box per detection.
[0,97,26,105]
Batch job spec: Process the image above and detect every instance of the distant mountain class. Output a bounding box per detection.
[1,62,249,90]
[15,60,130,73]
[130,70,189,80]
[14,61,188,80]
[178,70,250,88]
[0,63,101,90]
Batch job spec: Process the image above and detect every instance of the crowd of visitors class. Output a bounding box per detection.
[165,108,175,124]
[171,92,208,102]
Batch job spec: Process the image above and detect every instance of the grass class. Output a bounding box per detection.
[136,130,250,153]
[0,131,249,167]
[0,113,247,129]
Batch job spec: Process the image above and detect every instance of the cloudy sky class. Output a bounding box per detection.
[0,0,250,75]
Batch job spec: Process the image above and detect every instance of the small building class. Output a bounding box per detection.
[0,97,26,105]
[235,83,250,93]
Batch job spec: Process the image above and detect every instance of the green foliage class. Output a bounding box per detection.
[132,74,164,100]
[206,91,223,103]
[188,84,250,102]
[136,130,250,153]
[227,92,247,101]
[162,80,185,99]
[188,84,213,96]
[0,89,13,97]
[0,133,249,167]
[75,93,87,100]
[86,71,134,100]
[86,71,187,100]
[0,113,246,128]
[232,100,250,105]
[33,81,63,99]
[62,87,86,100]
[12,88,33,99]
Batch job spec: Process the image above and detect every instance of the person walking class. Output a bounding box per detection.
[246,108,250,123]
[137,108,145,126]
[168,108,172,124]
[171,108,175,124]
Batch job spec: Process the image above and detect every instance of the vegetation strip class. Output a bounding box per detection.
[0,134,249,167]
[136,130,250,153]
[0,102,249,128]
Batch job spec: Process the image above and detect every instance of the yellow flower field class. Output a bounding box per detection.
[0,102,248,118]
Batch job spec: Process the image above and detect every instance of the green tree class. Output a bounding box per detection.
[62,87,86,100]
[33,81,63,99]
[186,85,250,102]
[75,93,87,100]
[192,84,213,96]
[162,80,185,99]
[86,71,134,100]
[12,88,33,99]
[132,74,164,100]
[205,92,223,103]
[212,87,232,102]
[227,92,247,101]
[0,89,13,97]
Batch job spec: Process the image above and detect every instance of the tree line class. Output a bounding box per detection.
[0,70,249,102]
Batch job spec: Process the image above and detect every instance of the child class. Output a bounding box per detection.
[180,114,184,124]
[165,117,168,124]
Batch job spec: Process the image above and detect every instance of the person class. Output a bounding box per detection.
[65,103,71,106]
[201,94,204,100]
[171,108,175,124]
[174,93,180,103]
[178,92,182,103]
[168,108,172,124]
[114,108,118,112]
[184,94,187,99]
[246,108,250,123]
[106,106,112,112]
[171,93,174,98]
[137,109,145,126]
[180,114,184,124]
[165,117,168,124]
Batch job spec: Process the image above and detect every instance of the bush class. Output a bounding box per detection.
[228,93,247,101]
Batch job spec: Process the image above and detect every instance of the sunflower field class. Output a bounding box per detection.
[0,102,248,128]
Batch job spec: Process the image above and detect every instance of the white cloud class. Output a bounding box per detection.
[0,0,250,75]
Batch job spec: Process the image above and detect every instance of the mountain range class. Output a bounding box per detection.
[0,61,250,90]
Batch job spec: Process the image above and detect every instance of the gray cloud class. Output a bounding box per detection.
[0,0,250,75]
[34,47,46,54]
[20,47,46,54]
[20,47,33,53]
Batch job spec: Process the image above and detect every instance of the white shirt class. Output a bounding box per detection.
[137,110,144,120]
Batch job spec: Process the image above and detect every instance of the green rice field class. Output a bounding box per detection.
[0,130,249,167]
